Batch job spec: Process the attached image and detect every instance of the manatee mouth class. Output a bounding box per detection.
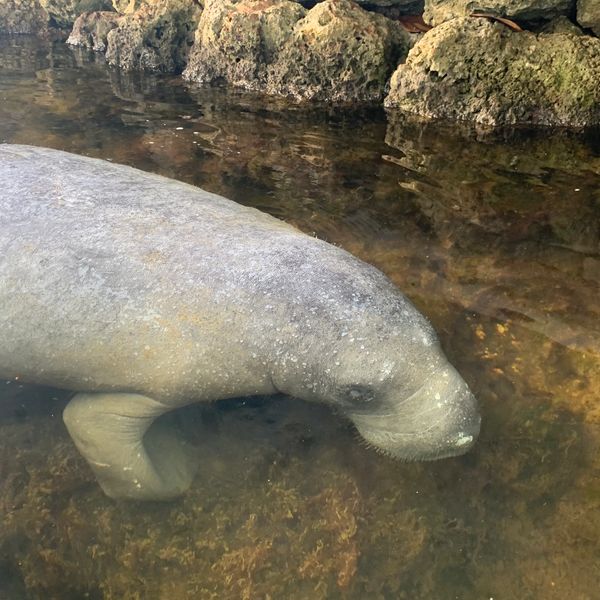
[351,366,481,462]
[355,422,479,462]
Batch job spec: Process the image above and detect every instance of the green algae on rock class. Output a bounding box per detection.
[385,17,600,127]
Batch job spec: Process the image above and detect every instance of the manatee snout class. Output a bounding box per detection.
[351,365,480,461]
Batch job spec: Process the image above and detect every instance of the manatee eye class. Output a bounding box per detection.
[341,384,377,409]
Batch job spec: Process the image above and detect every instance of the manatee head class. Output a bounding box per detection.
[272,284,480,461]
[321,325,480,461]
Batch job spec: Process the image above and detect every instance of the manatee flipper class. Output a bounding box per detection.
[63,392,197,500]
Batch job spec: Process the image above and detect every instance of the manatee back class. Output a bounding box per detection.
[0,145,434,393]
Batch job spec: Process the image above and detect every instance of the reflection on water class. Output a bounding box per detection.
[1,35,600,599]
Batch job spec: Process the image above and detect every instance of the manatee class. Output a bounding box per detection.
[0,144,480,500]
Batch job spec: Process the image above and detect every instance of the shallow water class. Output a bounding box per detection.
[1,35,600,599]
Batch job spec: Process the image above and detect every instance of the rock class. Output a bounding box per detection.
[184,0,410,104]
[0,0,112,33]
[354,0,423,9]
[105,0,202,72]
[112,0,144,12]
[539,15,584,35]
[267,0,411,103]
[183,0,306,90]
[423,0,576,26]
[0,0,49,34]
[40,0,114,28]
[385,17,600,127]
[577,0,600,36]
[67,11,122,52]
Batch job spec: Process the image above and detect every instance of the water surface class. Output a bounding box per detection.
[1,36,599,599]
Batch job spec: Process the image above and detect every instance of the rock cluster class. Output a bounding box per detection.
[68,0,202,72]
[4,0,600,126]
[183,0,410,103]
[0,0,111,34]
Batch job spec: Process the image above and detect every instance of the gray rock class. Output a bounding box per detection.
[577,0,600,36]
[385,17,600,127]
[424,0,576,26]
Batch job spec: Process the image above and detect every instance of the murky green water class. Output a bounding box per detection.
[1,35,599,599]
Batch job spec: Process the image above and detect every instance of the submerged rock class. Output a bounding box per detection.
[577,0,600,36]
[385,17,600,127]
[184,0,410,104]
[67,11,122,52]
[423,0,576,26]
[104,0,202,72]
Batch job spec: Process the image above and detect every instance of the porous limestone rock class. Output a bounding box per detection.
[112,0,144,12]
[540,15,584,35]
[0,0,49,34]
[423,0,575,26]
[104,0,202,72]
[354,0,423,9]
[41,0,113,28]
[0,0,111,33]
[183,0,306,90]
[184,0,410,104]
[384,17,600,127]
[577,0,600,36]
[67,11,122,52]
[267,0,411,102]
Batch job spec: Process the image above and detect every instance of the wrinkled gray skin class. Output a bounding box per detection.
[0,145,480,500]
